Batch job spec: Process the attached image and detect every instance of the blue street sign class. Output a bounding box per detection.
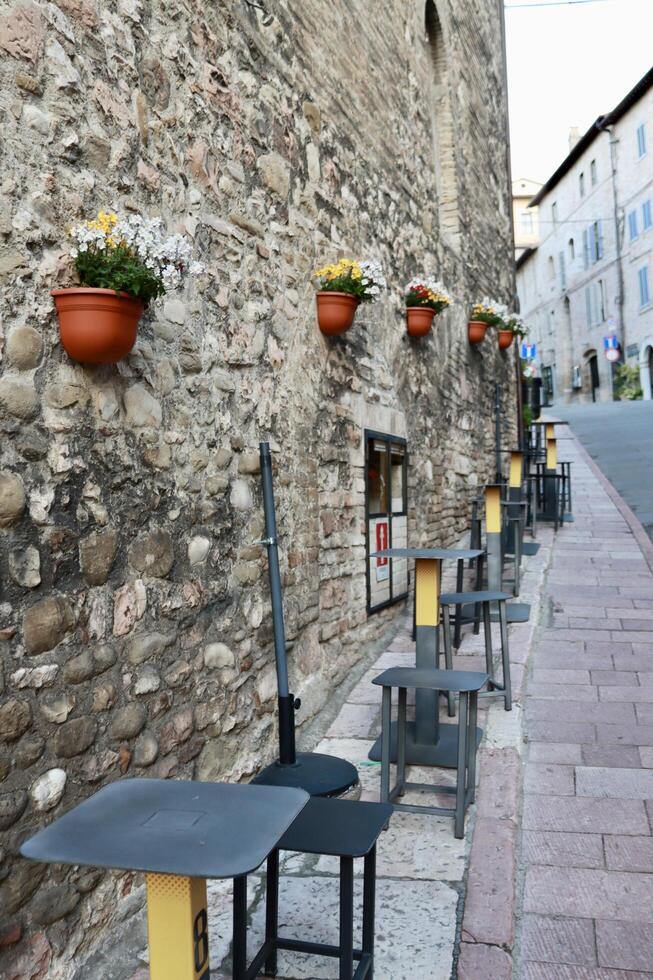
[521,343,537,360]
[603,334,619,351]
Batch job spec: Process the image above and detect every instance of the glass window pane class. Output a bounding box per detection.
[390,444,405,514]
[368,441,388,514]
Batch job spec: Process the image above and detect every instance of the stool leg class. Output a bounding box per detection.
[513,519,522,597]
[567,464,573,514]
[454,558,464,649]
[442,604,456,717]
[473,553,484,635]
[264,850,279,976]
[397,687,407,797]
[363,846,376,979]
[232,875,248,980]
[498,600,512,711]
[455,693,469,839]
[339,856,354,980]
[467,691,478,805]
[380,686,391,804]
[482,601,495,689]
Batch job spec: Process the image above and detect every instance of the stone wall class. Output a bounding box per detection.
[0,0,516,976]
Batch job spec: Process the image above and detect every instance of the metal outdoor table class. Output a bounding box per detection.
[20,778,308,980]
[367,547,484,769]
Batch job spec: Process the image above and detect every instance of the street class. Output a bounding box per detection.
[556,400,653,541]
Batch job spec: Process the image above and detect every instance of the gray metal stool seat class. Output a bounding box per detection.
[373,667,488,838]
[440,589,512,712]
[249,797,392,980]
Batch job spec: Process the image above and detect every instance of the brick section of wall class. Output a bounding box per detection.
[0,0,515,975]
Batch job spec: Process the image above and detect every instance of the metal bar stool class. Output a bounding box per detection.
[373,666,488,838]
[241,797,392,979]
[440,589,513,711]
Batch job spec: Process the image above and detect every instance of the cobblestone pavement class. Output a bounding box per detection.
[514,429,653,978]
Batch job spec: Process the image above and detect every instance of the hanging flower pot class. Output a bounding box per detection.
[52,288,143,364]
[404,277,452,339]
[315,291,359,336]
[55,209,204,365]
[498,329,514,350]
[468,320,487,345]
[312,258,386,337]
[406,306,435,337]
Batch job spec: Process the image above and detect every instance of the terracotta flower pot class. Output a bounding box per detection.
[468,320,487,345]
[498,330,514,350]
[52,287,143,364]
[406,306,435,338]
[315,291,359,336]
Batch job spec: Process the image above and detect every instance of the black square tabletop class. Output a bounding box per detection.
[371,547,483,560]
[279,798,393,858]
[20,778,308,880]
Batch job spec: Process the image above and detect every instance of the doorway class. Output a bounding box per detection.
[587,353,600,402]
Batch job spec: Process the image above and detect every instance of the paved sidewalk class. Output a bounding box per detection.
[123,428,653,980]
[200,531,552,979]
[514,430,653,978]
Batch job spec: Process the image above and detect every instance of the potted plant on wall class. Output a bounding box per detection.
[468,299,505,345]
[404,277,452,337]
[313,258,386,336]
[498,314,527,351]
[52,211,204,364]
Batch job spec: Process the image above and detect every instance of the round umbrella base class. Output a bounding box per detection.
[252,752,359,797]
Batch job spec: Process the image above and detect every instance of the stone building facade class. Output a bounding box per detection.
[0,1,515,976]
[517,69,653,404]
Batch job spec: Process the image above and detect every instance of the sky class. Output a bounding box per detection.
[505,0,653,185]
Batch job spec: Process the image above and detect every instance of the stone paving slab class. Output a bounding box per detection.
[514,432,653,979]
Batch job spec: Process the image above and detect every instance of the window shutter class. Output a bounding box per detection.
[597,221,604,259]
[583,229,589,269]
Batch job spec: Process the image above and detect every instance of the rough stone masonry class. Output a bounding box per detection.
[0,0,516,976]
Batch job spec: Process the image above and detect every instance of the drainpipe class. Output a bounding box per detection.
[596,117,626,399]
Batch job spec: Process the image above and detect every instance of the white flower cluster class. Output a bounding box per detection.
[360,259,386,300]
[506,313,525,333]
[114,215,204,291]
[479,296,508,317]
[69,211,204,293]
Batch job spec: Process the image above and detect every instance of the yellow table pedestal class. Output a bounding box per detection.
[146,874,210,980]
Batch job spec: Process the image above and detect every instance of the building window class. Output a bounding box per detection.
[559,250,566,290]
[637,123,647,159]
[639,266,651,308]
[629,210,639,241]
[579,172,586,197]
[425,1,460,242]
[643,200,652,230]
[587,221,603,263]
[590,159,598,185]
[552,202,558,224]
[585,281,605,326]
[547,256,555,280]
[365,432,408,614]
[520,210,534,234]
[568,238,575,261]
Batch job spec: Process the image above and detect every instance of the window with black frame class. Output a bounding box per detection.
[365,431,408,614]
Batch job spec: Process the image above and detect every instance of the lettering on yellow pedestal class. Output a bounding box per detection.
[146,874,210,980]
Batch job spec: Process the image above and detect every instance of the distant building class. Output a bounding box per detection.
[513,177,542,259]
[516,68,653,403]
